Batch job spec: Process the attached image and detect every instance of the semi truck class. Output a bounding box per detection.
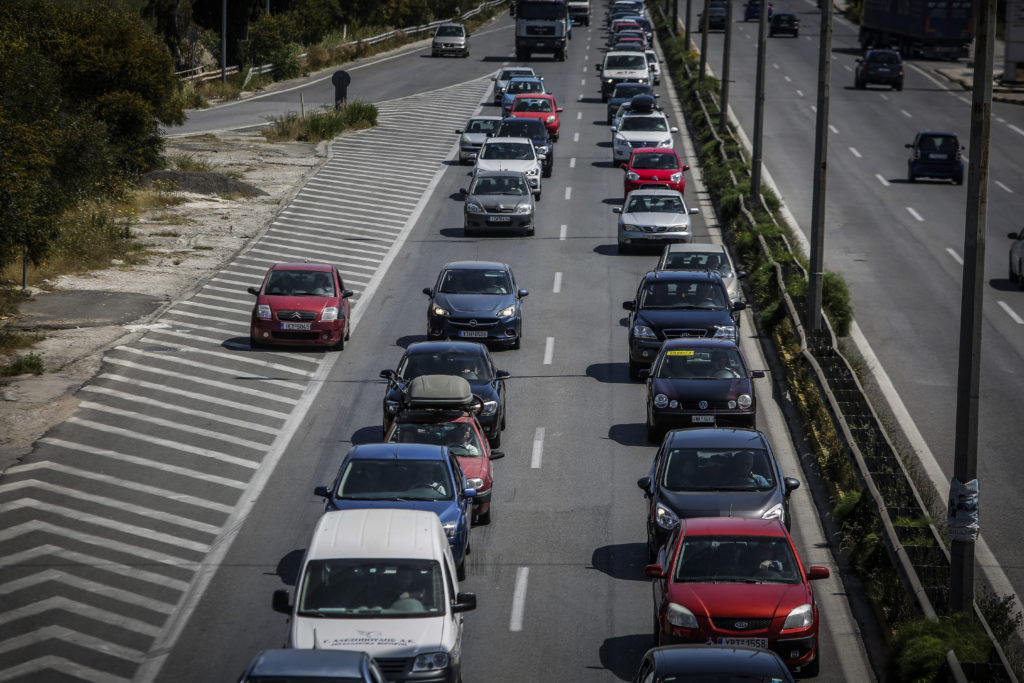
[858,0,973,60]
[512,0,571,61]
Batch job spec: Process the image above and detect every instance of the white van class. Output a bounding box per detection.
[598,50,651,101]
[273,508,477,682]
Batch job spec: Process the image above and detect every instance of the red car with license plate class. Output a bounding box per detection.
[623,148,689,196]
[247,263,353,349]
[509,94,563,142]
[646,517,828,676]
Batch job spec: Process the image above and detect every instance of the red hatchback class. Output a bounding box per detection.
[509,94,563,141]
[646,517,828,676]
[247,263,353,349]
[623,148,689,196]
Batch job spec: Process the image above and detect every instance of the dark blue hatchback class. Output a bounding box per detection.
[423,261,528,349]
[633,644,795,682]
[906,130,964,184]
[314,443,476,579]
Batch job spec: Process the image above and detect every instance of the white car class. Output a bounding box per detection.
[611,111,678,163]
[645,50,661,85]
[598,51,650,101]
[614,189,698,253]
[656,242,747,303]
[491,66,536,104]
[474,137,544,199]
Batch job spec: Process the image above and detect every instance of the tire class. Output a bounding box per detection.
[344,322,350,342]
[802,652,820,677]
[464,226,476,237]
[955,174,964,186]
[629,360,642,381]
[249,336,265,349]
[525,224,535,237]
[542,165,552,178]
[489,429,502,448]
[333,334,345,351]
[457,556,466,581]
[907,165,915,182]
[617,242,630,255]
[895,80,903,92]
[477,508,491,525]
[535,189,541,201]
[552,134,559,142]
[652,611,662,645]
[1018,261,1024,290]
[647,420,662,443]
[511,331,522,348]
[1009,260,1018,284]
[646,528,659,563]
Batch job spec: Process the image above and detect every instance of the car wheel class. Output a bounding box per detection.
[249,336,265,349]
[895,80,903,92]
[907,165,915,183]
[652,611,662,645]
[477,508,491,525]
[552,134,559,142]
[332,334,345,351]
[542,165,551,178]
[490,428,502,448]
[802,652,820,677]
[617,242,630,255]
[1019,261,1024,290]
[525,224,535,237]
[500,408,507,430]
[344,322,350,342]
[464,226,476,237]
[955,174,964,185]
[1009,260,1018,284]
[457,556,466,581]
[535,189,541,201]
[629,360,642,381]
[647,421,662,444]
[794,30,799,37]
[511,331,522,349]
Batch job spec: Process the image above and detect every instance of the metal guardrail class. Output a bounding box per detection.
[179,0,506,84]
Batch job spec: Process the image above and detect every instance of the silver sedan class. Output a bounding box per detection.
[462,170,535,236]
[614,189,698,253]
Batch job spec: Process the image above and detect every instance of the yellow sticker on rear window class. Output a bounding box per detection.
[665,350,695,356]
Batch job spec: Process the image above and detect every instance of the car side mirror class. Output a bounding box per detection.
[518,289,529,298]
[463,488,477,499]
[455,129,463,134]
[380,369,394,380]
[856,58,863,63]
[453,592,477,612]
[1009,232,1021,240]
[670,127,679,133]
[689,207,699,215]
[905,143,913,148]
[341,290,353,299]
[460,188,468,195]
[683,164,690,171]
[737,270,748,279]
[537,153,547,160]
[490,450,506,460]
[784,476,801,492]
[751,369,766,379]
[422,287,434,296]
[637,475,652,493]
[495,370,511,380]
[272,589,292,614]
[732,301,747,311]
[620,163,628,170]
[655,93,661,98]
[557,107,564,112]
[314,485,330,498]
[613,207,623,214]
[644,564,666,578]
[638,368,650,379]
[806,566,830,581]
[490,76,496,81]
[610,126,618,132]
[623,300,636,311]
[247,286,260,296]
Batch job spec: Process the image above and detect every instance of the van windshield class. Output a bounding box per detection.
[298,559,445,618]
[605,54,647,70]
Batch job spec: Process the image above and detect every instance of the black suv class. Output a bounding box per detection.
[906,130,964,184]
[769,12,799,37]
[496,117,554,178]
[854,49,903,91]
[622,271,746,380]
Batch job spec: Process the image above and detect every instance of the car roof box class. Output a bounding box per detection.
[406,374,474,408]
[630,94,656,112]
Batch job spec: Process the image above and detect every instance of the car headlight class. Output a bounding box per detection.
[672,225,690,233]
[442,521,457,539]
[737,393,752,409]
[515,203,532,214]
[430,304,449,317]
[546,115,556,123]
[654,502,679,530]
[713,325,737,339]
[466,477,484,489]
[537,144,551,155]
[782,603,814,630]
[461,135,472,146]
[632,324,657,338]
[256,304,271,320]
[614,134,626,145]
[497,304,517,317]
[465,201,485,214]
[670,171,682,182]
[605,77,615,84]
[385,399,401,414]
[525,167,539,176]
[666,602,698,629]
[653,393,669,408]
[728,399,737,409]
[479,399,498,416]
[638,77,649,83]
[659,138,673,147]
[412,652,450,672]
[622,223,639,232]
[320,306,339,322]
[626,171,640,181]
[763,503,785,521]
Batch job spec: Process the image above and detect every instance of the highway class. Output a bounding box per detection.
[0,9,879,683]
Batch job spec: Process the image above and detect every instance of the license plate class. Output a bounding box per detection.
[488,216,512,223]
[459,330,488,338]
[536,40,546,46]
[281,322,311,330]
[718,637,768,648]
[877,68,890,72]
[692,415,715,423]
[929,154,948,159]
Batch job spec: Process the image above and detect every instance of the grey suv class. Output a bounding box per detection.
[432,23,469,57]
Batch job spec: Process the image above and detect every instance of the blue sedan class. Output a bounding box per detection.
[423,261,528,349]
[314,443,476,580]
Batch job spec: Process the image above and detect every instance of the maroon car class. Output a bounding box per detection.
[247,263,353,349]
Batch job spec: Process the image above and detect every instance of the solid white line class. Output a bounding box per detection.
[958,96,972,105]
[849,147,861,158]
[810,104,817,113]
[565,187,572,200]
[105,356,298,403]
[573,132,580,143]
[875,173,890,187]
[1008,124,1024,137]
[946,247,963,265]
[553,272,562,293]
[1,655,131,683]
[560,224,567,240]
[906,207,924,222]
[543,337,554,365]
[509,566,530,631]
[995,180,1014,193]
[880,94,889,101]
[531,428,545,470]
[998,301,1024,324]
[582,66,588,73]
[570,158,576,168]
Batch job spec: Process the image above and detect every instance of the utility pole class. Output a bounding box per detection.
[684,0,692,48]
[750,1,768,206]
[221,0,227,84]
[950,0,995,615]
[719,0,734,135]
[699,0,710,82]
[807,0,834,330]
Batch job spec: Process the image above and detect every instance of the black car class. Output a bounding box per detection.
[623,270,746,380]
[632,645,795,683]
[854,49,903,90]
[636,428,801,559]
[697,1,727,31]
[422,261,528,348]
[769,11,799,36]
[496,117,554,177]
[640,338,765,441]
[381,341,509,445]
[606,82,657,124]
[906,130,964,184]
[238,649,386,683]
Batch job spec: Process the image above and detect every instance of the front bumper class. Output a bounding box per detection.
[661,624,816,670]
[251,319,344,346]
[428,314,521,347]
[625,178,685,195]
[465,212,534,232]
[459,144,481,163]
[909,160,963,180]
[618,227,691,249]
[432,43,468,56]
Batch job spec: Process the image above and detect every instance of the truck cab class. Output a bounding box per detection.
[514,0,571,61]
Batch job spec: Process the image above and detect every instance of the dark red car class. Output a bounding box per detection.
[623,148,689,196]
[646,517,829,676]
[247,263,353,349]
[509,94,563,141]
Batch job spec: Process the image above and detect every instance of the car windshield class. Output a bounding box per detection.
[625,195,684,213]
[388,421,486,458]
[297,559,445,618]
[654,348,746,380]
[471,175,529,196]
[480,142,534,160]
[465,118,499,135]
[436,25,464,36]
[438,268,513,295]
[335,458,453,501]
[507,80,543,94]
[500,68,532,81]
[673,536,800,584]
[639,280,727,309]
[662,447,774,491]
[612,84,649,99]
[497,121,543,138]
[605,55,647,69]
[662,251,734,278]
[513,97,553,113]
[398,349,492,381]
[868,51,900,65]
[518,3,566,19]
[631,152,678,170]
[918,135,959,155]
[620,116,668,132]
[264,269,335,296]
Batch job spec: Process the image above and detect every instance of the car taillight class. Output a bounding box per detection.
[913,149,920,160]
[956,148,962,161]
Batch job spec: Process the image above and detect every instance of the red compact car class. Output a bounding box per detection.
[623,148,689,196]
[646,517,829,676]
[384,375,505,524]
[509,93,563,141]
[247,263,353,349]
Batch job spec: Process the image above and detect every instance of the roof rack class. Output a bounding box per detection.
[401,374,479,411]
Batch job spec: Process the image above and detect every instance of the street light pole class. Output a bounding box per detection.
[685,0,692,48]
[750,1,768,206]
[719,0,734,135]
[221,0,227,85]
[807,0,834,330]
[699,0,710,82]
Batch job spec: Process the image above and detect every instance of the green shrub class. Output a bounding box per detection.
[823,271,853,337]
[1,352,44,377]
[888,614,993,682]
